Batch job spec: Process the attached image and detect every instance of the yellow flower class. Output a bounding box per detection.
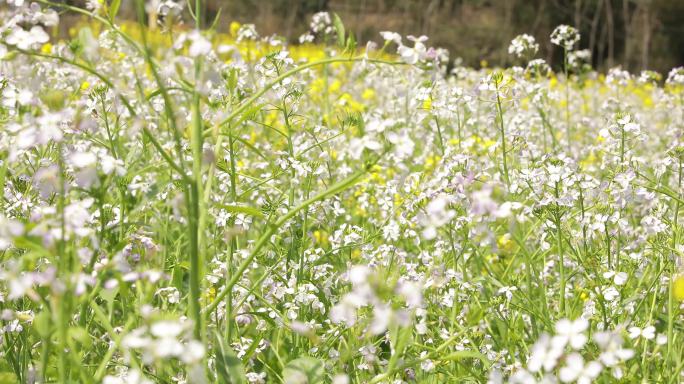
[351,249,362,261]
[329,79,341,93]
[673,274,684,301]
[497,233,517,254]
[549,77,558,89]
[41,43,52,54]
[361,88,375,100]
[230,21,241,38]
[313,230,328,246]
[202,286,216,303]
[424,155,440,170]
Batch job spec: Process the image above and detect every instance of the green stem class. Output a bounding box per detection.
[667,159,682,367]
[555,182,566,317]
[564,47,571,153]
[495,79,509,188]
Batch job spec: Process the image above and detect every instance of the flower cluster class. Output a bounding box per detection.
[508,34,539,58]
[550,25,580,50]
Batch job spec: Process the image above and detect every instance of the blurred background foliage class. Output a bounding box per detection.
[64,0,684,73]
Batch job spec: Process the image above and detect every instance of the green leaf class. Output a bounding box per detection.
[332,13,345,48]
[345,33,357,54]
[210,7,223,31]
[109,0,121,21]
[440,350,492,368]
[33,311,52,338]
[283,356,324,384]
[235,102,264,126]
[0,373,17,383]
[69,327,92,348]
[214,332,246,384]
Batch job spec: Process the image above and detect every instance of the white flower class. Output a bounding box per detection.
[420,351,434,372]
[508,34,539,58]
[188,31,211,57]
[487,369,503,384]
[368,304,392,335]
[330,296,359,327]
[157,0,184,17]
[150,321,184,338]
[593,331,634,366]
[602,286,620,302]
[179,340,205,364]
[527,333,565,372]
[396,280,423,308]
[397,35,428,65]
[332,375,349,384]
[666,67,684,86]
[559,353,602,384]
[387,131,415,159]
[122,329,153,349]
[498,286,518,301]
[69,151,97,168]
[509,369,542,384]
[380,31,402,44]
[310,12,333,35]
[568,49,591,70]
[421,194,456,239]
[246,372,267,384]
[550,25,580,50]
[555,318,588,350]
[0,215,23,251]
[103,369,153,384]
[101,155,126,176]
[602,271,628,286]
[85,0,102,11]
[348,265,370,285]
[349,135,383,159]
[627,325,655,340]
[236,24,259,42]
[153,337,184,358]
[641,215,667,234]
[5,26,49,50]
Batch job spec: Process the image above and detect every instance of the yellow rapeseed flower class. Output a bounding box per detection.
[40,43,52,54]
[673,274,684,301]
[230,21,241,38]
[497,233,516,254]
[361,88,375,100]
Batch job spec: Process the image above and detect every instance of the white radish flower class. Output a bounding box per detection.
[187,31,212,57]
[603,271,628,286]
[628,325,655,340]
[559,353,602,384]
[5,26,49,50]
[555,318,589,350]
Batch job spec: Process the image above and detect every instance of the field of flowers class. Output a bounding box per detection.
[1,1,684,383]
